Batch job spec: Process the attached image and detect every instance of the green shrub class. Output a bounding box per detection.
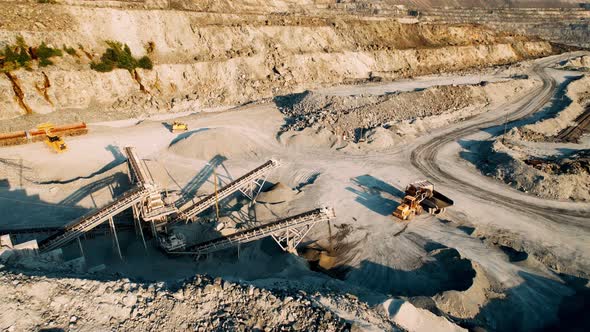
[0,37,65,71]
[63,45,77,56]
[137,55,153,69]
[0,37,32,72]
[37,42,62,67]
[91,40,153,72]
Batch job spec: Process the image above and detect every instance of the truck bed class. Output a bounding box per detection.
[431,190,454,208]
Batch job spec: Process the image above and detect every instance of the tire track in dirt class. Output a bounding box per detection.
[410,54,590,230]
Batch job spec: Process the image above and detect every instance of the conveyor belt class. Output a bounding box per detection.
[124,146,154,186]
[38,186,150,252]
[171,207,335,255]
[172,159,279,223]
[0,223,136,236]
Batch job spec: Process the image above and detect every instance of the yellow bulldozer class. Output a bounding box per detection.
[37,123,67,153]
[171,121,188,133]
[393,180,453,221]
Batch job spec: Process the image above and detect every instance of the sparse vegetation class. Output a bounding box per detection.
[0,36,32,72]
[37,42,63,67]
[63,45,77,56]
[0,37,65,72]
[91,41,153,72]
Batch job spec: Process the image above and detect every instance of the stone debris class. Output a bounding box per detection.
[278,86,482,141]
[0,271,400,331]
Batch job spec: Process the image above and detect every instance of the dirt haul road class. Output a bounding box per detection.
[411,52,590,230]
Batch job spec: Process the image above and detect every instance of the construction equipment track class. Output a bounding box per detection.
[410,54,590,229]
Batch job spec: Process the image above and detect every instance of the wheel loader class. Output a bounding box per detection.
[37,123,67,153]
[45,134,67,153]
[171,121,188,133]
[393,180,453,221]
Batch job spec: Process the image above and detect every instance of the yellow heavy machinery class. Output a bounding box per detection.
[171,121,188,133]
[393,180,453,221]
[37,123,67,153]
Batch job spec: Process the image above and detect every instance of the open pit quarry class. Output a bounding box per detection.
[1,1,590,332]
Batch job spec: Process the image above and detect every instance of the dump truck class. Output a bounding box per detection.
[393,180,453,221]
[171,121,188,133]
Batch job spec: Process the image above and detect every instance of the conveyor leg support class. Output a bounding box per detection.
[109,217,123,261]
[77,237,85,260]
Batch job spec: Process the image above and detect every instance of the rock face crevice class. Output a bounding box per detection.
[5,72,33,115]
[34,71,53,106]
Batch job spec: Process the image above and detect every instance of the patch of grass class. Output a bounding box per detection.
[63,45,77,56]
[91,40,154,72]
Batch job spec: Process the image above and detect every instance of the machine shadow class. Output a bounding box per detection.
[174,154,228,208]
[37,145,127,185]
[345,174,405,216]
[168,128,209,146]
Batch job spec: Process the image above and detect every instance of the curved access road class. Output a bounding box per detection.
[410,52,590,229]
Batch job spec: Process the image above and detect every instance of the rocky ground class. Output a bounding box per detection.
[0,2,589,332]
[277,75,537,147]
[477,60,590,201]
[0,270,399,332]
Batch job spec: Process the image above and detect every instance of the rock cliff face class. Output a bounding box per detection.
[0,1,561,125]
[419,7,590,48]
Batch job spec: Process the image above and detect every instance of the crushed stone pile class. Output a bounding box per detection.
[257,182,298,204]
[0,271,393,331]
[487,142,590,201]
[524,150,590,176]
[278,85,485,140]
[168,128,264,160]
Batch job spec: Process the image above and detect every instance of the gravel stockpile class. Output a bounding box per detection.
[278,85,483,140]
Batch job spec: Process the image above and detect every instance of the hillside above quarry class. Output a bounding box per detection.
[0,1,561,128]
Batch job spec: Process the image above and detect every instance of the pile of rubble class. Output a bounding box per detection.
[0,270,399,331]
[278,85,483,140]
[524,150,590,176]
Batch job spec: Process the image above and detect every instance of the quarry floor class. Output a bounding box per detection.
[1,52,589,331]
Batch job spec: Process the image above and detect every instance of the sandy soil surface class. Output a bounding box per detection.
[1,52,589,331]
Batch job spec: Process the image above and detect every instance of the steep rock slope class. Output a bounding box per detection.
[0,2,555,125]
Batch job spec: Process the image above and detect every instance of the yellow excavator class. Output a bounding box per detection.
[37,123,67,153]
[393,180,454,221]
[171,121,188,133]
